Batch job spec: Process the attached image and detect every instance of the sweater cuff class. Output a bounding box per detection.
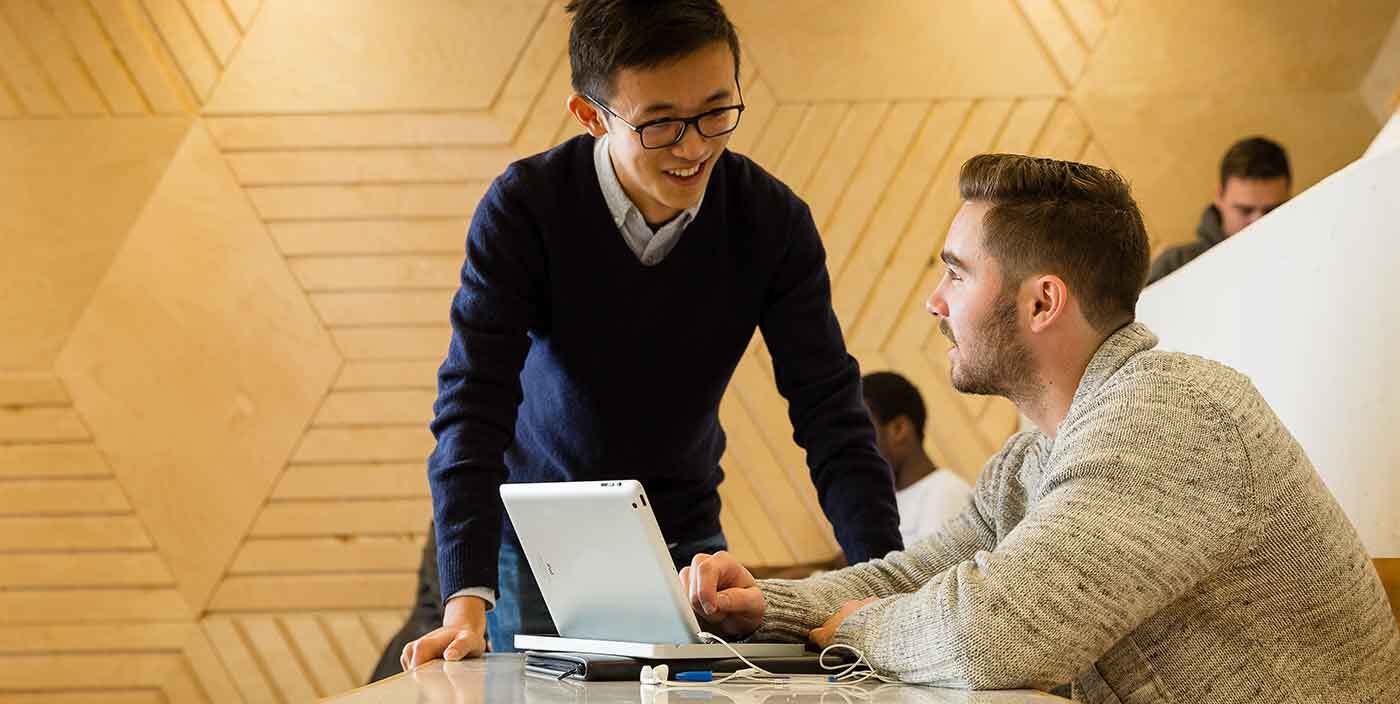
[832,598,884,650]
[752,579,827,643]
[446,587,496,612]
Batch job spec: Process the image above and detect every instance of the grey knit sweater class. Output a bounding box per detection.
[755,323,1400,703]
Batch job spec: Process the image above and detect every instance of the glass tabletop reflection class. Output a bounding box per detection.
[322,654,1070,704]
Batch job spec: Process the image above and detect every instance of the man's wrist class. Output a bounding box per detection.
[444,594,489,627]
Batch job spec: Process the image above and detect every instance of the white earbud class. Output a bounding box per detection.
[639,663,670,685]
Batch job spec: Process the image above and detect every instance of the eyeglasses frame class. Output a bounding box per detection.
[584,88,746,150]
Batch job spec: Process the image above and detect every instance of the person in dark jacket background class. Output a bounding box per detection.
[1147,136,1291,285]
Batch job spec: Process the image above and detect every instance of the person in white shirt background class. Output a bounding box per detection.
[861,371,973,546]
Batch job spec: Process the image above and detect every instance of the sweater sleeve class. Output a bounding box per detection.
[428,167,546,602]
[757,198,903,564]
[752,433,1029,644]
[823,377,1254,689]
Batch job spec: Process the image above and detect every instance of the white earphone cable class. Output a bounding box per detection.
[633,631,906,689]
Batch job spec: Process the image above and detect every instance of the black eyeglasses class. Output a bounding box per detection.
[586,94,746,149]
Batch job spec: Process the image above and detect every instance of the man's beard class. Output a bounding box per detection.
[943,292,1037,403]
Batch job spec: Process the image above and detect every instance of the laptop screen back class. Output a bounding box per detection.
[500,480,704,644]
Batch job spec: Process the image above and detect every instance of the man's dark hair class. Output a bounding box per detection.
[862,371,927,441]
[565,0,741,101]
[959,154,1150,334]
[1220,136,1291,187]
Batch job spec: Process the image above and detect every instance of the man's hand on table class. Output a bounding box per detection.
[401,595,489,671]
[680,551,766,639]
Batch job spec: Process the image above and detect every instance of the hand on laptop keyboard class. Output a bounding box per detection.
[680,551,766,639]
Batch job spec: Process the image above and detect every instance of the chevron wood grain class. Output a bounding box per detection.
[0,0,266,118]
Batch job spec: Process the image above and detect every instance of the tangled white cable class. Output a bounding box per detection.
[637,631,904,689]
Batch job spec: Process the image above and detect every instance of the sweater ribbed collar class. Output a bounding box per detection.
[1065,322,1160,420]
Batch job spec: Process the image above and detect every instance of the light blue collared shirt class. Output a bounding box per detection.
[593,134,704,266]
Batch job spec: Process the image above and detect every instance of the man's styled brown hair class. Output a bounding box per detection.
[958,154,1150,333]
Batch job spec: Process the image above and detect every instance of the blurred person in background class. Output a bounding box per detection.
[861,371,973,546]
[1147,136,1291,285]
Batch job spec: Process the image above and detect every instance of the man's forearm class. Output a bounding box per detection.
[821,464,903,562]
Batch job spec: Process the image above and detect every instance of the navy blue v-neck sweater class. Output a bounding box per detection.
[429,135,902,600]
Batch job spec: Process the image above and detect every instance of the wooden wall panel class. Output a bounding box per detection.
[209,576,415,612]
[330,327,451,361]
[245,183,486,220]
[288,255,462,292]
[55,124,341,617]
[4,1,1394,701]
[270,220,468,257]
[0,118,190,370]
[250,500,432,538]
[203,0,550,114]
[226,147,517,185]
[0,623,190,654]
[0,7,64,115]
[0,0,263,118]
[0,372,207,700]
[724,0,1063,100]
[231,536,423,574]
[140,0,220,99]
[207,113,509,150]
[1377,558,1400,623]
[0,693,166,704]
[333,361,441,391]
[270,463,427,501]
[3,0,105,115]
[833,100,969,336]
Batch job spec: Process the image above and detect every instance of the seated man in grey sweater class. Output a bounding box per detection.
[681,154,1400,702]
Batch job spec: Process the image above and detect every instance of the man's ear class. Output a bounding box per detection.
[1027,274,1069,334]
[890,416,916,445]
[567,94,608,137]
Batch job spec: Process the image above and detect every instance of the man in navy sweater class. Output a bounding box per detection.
[400,0,903,670]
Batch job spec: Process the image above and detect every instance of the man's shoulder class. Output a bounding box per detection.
[494,134,594,196]
[1116,348,1247,394]
[716,148,805,211]
[1091,349,1260,438]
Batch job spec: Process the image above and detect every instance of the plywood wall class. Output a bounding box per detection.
[2,1,1396,700]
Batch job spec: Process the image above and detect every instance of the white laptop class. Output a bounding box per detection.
[500,480,806,659]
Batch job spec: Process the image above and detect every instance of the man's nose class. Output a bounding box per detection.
[672,125,708,160]
[925,294,945,318]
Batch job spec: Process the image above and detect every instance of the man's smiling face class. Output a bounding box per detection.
[597,40,738,226]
